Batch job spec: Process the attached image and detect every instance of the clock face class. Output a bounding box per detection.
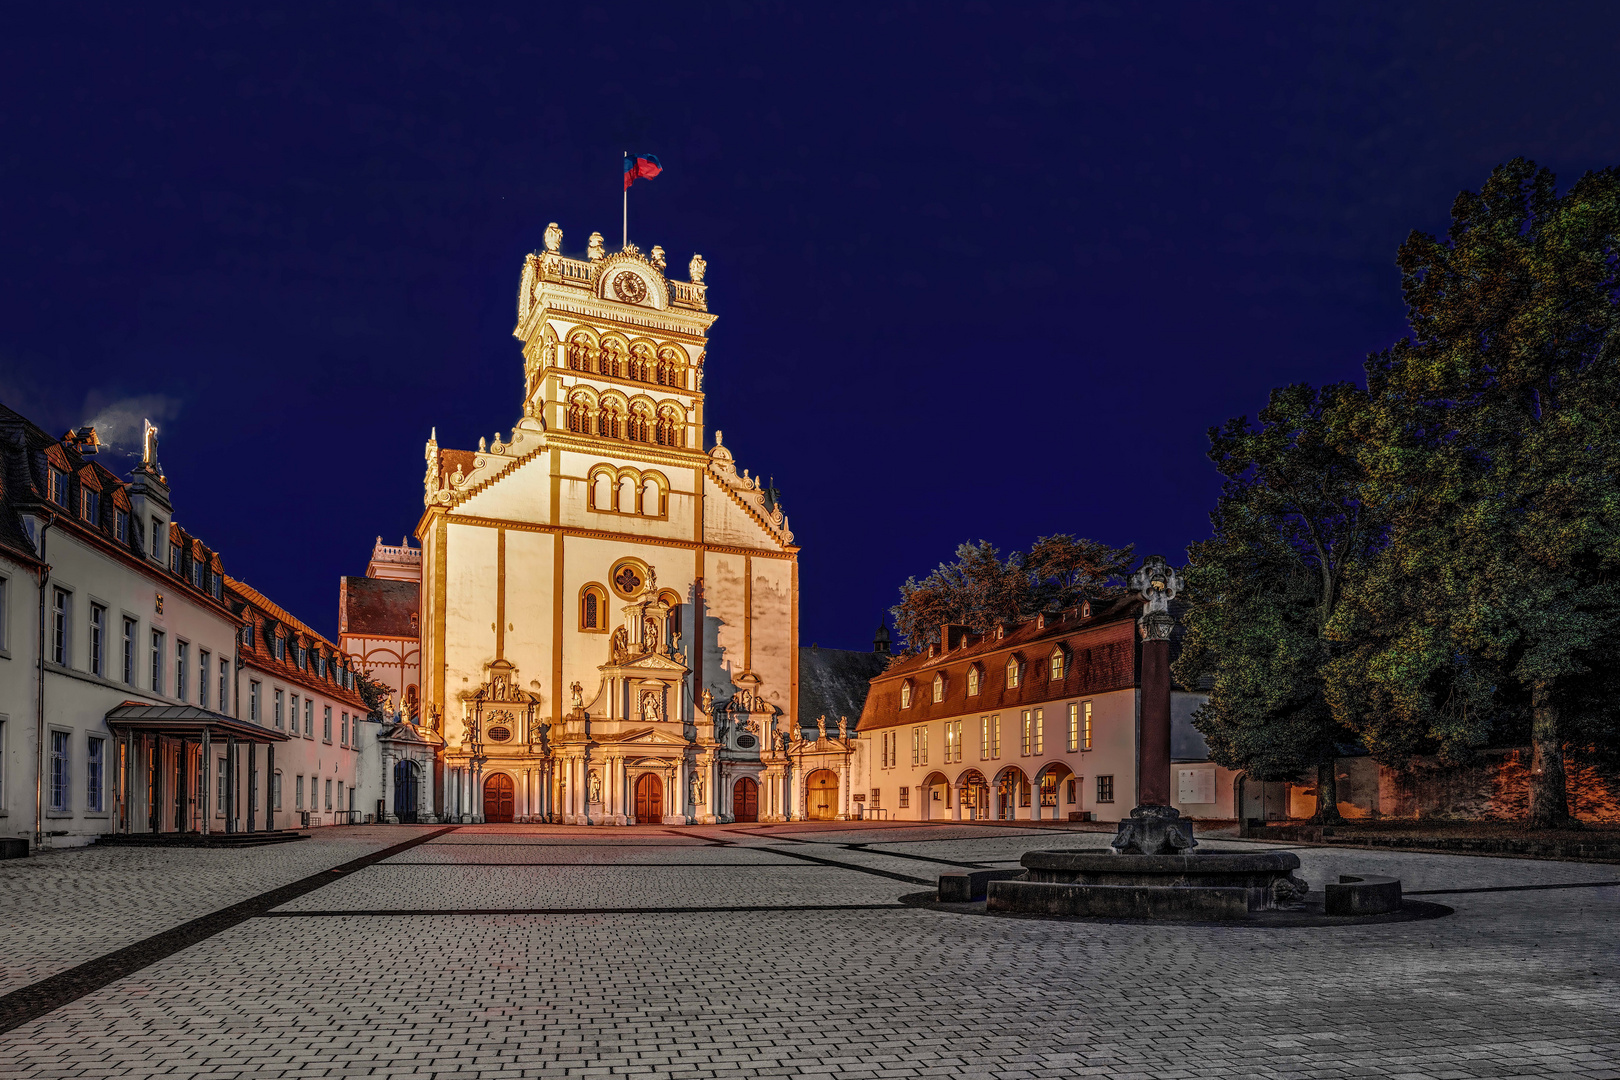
[611,271,648,304]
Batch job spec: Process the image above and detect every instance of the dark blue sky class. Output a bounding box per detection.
[2,3,1616,648]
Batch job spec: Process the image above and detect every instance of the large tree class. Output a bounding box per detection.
[890,534,1133,653]
[1174,383,1376,823]
[1328,159,1620,826]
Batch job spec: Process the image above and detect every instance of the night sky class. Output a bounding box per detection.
[2,4,1617,649]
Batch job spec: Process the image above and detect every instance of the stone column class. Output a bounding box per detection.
[224,736,236,833]
[246,743,257,833]
[200,730,211,836]
[381,746,395,823]
[1132,556,1182,809]
[1031,773,1043,822]
[266,743,275,831]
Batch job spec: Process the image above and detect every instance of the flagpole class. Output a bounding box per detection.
[622,151,628,248]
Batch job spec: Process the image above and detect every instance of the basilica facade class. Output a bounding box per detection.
[417,226,801,825]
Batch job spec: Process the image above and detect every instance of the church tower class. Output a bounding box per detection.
[417,225,800,825]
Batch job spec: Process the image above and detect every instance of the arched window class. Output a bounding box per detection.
[567,394,591,434]
[597,401,622,439]
[932,672,945,703]
[629,342,655,382]
[580,586,608,631]
[618,474,638,512]
[627,404,652,443]
[900,681,913,709]
[567,333,594,372]
[642,477,662,516]
[1006,656,1021,689]
[967,665,981,696]
[654,407,682,447]
[656,347,684,387]
[598,339,623,378]
[590,470,614,509]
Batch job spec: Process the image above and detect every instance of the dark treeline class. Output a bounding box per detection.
[1175,159,1620,826]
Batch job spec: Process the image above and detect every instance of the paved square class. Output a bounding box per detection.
[2,822,1618,1078]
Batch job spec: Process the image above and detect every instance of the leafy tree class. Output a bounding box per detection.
[356,669,392,723]
[890,535,1133,653]
[1328,159,1620,826]
[1174,383,1376,823]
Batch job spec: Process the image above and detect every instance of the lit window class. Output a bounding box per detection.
[1005,656,1020,689]
[931,673,944,703]
[966,666,980,696]
[911,725,928,766]
[1050,650,1065,680]
[944,719,962,763]
[1040,771,1059,807]
[980,714,1001,760]
[1021,709,1044,756]
[900,681,912,709]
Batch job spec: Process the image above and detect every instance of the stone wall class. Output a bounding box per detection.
[1287,749,1620,822]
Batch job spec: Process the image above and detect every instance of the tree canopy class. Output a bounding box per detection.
[1326,159,1620,825]
[890,534,1134,653]
[1174,382,1375,821]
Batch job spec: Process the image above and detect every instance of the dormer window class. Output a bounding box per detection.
[82,489,99,523]
[1050,648,1067,680]
[191,559,203,590]
[273,634,285,661]
[900,681,913,709]
[967,665,981,697]
[242,624,255,649]
[296,645,307,670]
[49,468,70,508]
[211,572,222,600]
[115,509,129,543]
[932,672,945,703]
[1006,655,1022,689]
[170,545,181,573]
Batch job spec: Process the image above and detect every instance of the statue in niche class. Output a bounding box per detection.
[689,770,704,808]
[569,681,584,709]
[587,770,602,805]
[544,222,563,253]
[641,690,662,723]
[643,616,659,653]
[688,253,706,283]
[609,625,630,664]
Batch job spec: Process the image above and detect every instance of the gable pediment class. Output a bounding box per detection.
[613,725,690,746]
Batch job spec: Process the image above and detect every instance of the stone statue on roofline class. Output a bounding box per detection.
[544,222,563,253]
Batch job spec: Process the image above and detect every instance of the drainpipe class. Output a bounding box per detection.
[34,514,55,850]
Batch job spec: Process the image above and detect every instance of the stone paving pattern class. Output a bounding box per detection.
[2,820,1618,1078]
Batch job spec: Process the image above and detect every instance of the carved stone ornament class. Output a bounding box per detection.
[587,232,606,261]
[649,245,666,269]
[1109,804,1198,855]
[688,253,706,283]
[612,270,648,304]
[1131,554,1184,642]
[570,681,584,709]
[544,222,563,253]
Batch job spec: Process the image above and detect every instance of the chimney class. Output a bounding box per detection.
[940,623,968,651]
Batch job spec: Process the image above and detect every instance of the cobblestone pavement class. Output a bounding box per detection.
[1,820,1618,1079]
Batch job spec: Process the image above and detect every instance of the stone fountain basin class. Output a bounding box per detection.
[1012,849,1306,914]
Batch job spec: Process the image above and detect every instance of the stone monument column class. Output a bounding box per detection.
[1132,555,1182,807]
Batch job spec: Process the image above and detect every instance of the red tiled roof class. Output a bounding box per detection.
[857,597,1144,733]
[227,574,367,708]
[340,576,419,637]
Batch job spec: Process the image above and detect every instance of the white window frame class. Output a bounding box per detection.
[150,629,164,694]
[122,616,137,684]
[89,603,106,677]
[198,650,210,709]
[48,728,70,813]
[86,735,105,813]
[249,681,261,724]
[931,673,944,703]
[51,586,71,667]
[175,640,189,702]
[1005,656,1020,689]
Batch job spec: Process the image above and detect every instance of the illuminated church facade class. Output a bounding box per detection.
[417,225,812,824]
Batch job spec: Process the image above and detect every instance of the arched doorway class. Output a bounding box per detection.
[919,772,950,821]
[393,759,420,823]
[996,768,1027,820]
[958,770,989,820]
[483,773,515,823]
[732,777,759,822]
[806,769,839,820]
[634,773,663,823]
